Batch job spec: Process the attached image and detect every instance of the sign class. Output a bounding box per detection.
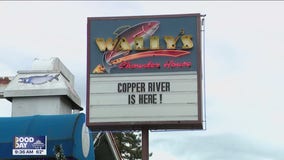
[87,14,203,130]
[12,136,47,156]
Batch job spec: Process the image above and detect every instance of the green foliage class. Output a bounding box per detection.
[113,131,142,160]
[53,144,66,160]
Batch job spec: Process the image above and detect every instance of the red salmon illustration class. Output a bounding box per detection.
[110,50,191,65]
[103,21,160,67]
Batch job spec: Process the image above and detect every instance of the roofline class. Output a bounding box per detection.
[106,131,123,160]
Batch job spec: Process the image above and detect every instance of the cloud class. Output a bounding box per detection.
[150,132,284,160]
[0,62,17,76]
[0,1,145,114]
[150,150,177,160]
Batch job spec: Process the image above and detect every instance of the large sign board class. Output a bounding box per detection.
[87,14,203,130]
[12,136,47,156]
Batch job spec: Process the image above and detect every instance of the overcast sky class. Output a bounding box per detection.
[1,1,284,160]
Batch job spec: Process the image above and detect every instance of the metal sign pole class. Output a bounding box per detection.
[142,128,149,160]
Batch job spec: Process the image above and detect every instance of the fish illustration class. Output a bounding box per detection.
[110,50,190,65]
[19,74,60,85]
[103,21,160,70]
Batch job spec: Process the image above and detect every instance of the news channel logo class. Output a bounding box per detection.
[13,136,47,155]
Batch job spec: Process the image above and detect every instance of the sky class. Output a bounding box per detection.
[1,1,284,160]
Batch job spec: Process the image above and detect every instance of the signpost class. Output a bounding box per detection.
[87,13,204,159]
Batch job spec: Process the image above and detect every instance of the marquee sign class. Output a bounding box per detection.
[87,14,203,130]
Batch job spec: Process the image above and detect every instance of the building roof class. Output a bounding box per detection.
[93,132,122,160]
[3,57,82,111]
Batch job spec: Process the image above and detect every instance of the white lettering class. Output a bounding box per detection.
[15,142,27,148]
[15,137,34,143]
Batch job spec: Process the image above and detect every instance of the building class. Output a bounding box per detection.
[0,58,121,160]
